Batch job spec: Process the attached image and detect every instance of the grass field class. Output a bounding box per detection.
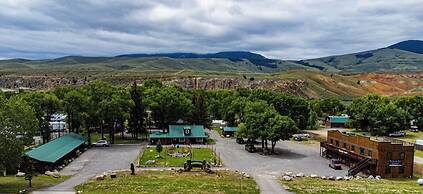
[207,138,216,145]
[281,176,423,194]
[140,147,218,167]
[416,150,423,158]
[75,170,259,194]
[88,132,144,144]
[0,175,69,194]
[397,131,423,143]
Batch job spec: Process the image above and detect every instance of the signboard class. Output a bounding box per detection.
[184,128,191,135]
[389,160,402,167]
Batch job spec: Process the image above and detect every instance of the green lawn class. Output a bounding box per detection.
[281,176,423,194]
[207,138,216,145]
[213,127,223,136]
[76,170,259,194]
[0,175,69,194]
[398,131,423,143]
[416,150,423,158]
[140,147,218,167]
[88,132,144,144]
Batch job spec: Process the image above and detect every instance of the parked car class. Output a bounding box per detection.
[388,131,406,137]
[329,159,342,170]
[244,144,256,153]
[245,139,259,145]
[292,134,311,141]
[92,140,110,147]
[236,138,245,144]
[410,126,419,132]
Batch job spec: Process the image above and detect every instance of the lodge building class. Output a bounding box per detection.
[149,125,208,145]
[320,130,414,178]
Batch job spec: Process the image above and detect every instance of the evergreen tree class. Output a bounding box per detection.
[129,81,145,139]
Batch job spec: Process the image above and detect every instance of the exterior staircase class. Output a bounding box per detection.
[348,157,371,176]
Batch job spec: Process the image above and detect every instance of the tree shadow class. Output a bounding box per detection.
[255,147,308,160]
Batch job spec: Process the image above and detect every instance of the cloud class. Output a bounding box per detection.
[0,0,422,59]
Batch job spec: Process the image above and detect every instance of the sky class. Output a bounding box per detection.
[0,0,422,60]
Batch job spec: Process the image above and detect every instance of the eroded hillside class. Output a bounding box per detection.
[0,71,421,99]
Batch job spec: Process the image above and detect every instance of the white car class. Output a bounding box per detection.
[92,140,110,147]
[388,131,406,137]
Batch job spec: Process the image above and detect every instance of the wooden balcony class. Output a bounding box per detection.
[320,141,377,165]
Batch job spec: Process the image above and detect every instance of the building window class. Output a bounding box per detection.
[335,140,339,147]
[360,147,365,155]
[400,152,405,160]
[387,152,392,160]
[343,143,347,149]
[330,139,333,144]
[351,145,355,152]
[368,150,372,157]
[385,165,391,174]
[399,166,404,174]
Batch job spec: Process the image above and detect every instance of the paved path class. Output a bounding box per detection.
[37,144,143,193]
[209,129,347,194]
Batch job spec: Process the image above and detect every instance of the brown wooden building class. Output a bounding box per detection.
[320,130,414,178]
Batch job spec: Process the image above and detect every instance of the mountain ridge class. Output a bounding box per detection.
[0,40,422,73]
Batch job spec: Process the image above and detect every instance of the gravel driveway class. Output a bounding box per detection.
[209,130,347,194]
[37,144,143,192]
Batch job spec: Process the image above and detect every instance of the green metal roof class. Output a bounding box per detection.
[328,116,349,124]
[25,133,85,163]
[223,127,238,132]
[150,125,207,139]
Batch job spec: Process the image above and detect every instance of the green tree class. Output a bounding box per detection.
[83,81,115,139]
[307,110,319,130]
[20,93,60,143]
[394,95,423,129]
[145,86,192,129]
[271,94,311,130]
[370,103,408,135]
[63,89,88,134]
[40,94,61,141]
[242,101,276,152]
[266,115,298,153]
[223,96,248,126]
[129,81,145,139]
[317,97,345,117]
[207,89,235,119]
[0,97,38,174]
[347,94,389,131]
[190,90,210,126]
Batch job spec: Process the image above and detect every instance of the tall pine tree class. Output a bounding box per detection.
[129,81,145,139]
[191,90,210,126]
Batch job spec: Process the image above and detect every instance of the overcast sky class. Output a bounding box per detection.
[0,0,422,60]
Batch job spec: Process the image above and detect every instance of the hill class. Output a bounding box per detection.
[0,40,422,73]
[388,40,423,54]
[299,40,423,72]
[0,52,307,73]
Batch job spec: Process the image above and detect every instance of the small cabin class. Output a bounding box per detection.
[223,127,238,137]
[326,115,349,128]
